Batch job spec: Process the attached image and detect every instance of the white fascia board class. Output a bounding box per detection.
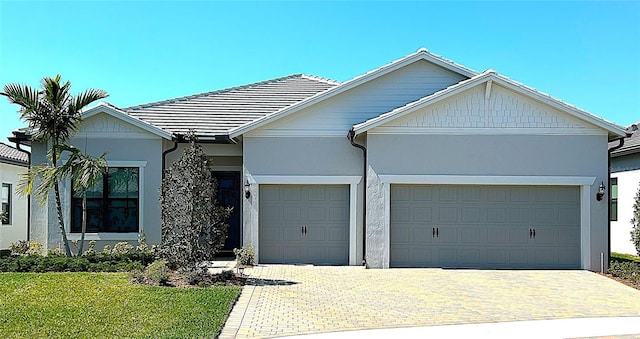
[82,102,174,140]
[229,50,478,139]
[252,175,362,185]
[378,175,596,186]
[352,73,491,134]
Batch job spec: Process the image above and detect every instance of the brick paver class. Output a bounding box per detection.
[219,266,640,338]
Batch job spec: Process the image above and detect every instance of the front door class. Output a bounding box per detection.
[212,171,241,253]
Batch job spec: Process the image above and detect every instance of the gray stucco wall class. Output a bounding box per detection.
[242,136,365,264]
[365,133,609,271]
[31,137,163,249]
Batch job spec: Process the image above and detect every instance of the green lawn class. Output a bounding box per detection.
[0,272,241,339]
[612,252,640,263]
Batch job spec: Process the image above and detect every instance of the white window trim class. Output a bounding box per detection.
[378,175,596,269]
[66,160,147,241]
[1,183,11,225]
[251,175,362,265]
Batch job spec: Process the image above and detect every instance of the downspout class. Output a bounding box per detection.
[608,135,628,271]
[14,142,31,241]
[347,128,367,267]
[162,140,179,179]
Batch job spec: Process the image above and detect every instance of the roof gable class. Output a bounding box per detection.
[353,71,626,139]
[229,48,478,138]
[81,103,173,139]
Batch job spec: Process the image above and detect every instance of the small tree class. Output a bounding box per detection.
[631,183,640,256]
[158,134,232,269]
[2,75,108,257]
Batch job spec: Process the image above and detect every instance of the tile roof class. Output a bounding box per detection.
[610,122,640,156]
[0,142,28,166]
[125,74,339,138]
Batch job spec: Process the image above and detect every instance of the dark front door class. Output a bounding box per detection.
[212,171,241,253]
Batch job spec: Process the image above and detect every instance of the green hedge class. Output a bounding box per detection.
[0,256,145,273]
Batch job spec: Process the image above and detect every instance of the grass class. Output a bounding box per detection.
[0,272,242,339]
[611,252,640,263]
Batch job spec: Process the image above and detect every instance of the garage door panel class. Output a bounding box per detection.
[438,207,459,223]
[487,249,508,265]
[413,207,432,222]
[329,207,348,221]
[414,186,434,201]
[487,227,508,244]
[461,207,482,223]
[509,208,530,224]
[391,207,411,222]
[260,184,349,265]
[487,208,507,223]
[460,227,482,243]
[307,207,324,221]
[461,248,481,265]
[436,226,457,243]
[283,207,301,221]
[413,227,432,242]
[534,207,555,223]
[390,184,580,269]
[282,187,302,201]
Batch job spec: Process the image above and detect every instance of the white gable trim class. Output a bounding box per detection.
[228,49,477,139]
[370,127,606,136]
[82,102,173,140]
[353,72,626,139]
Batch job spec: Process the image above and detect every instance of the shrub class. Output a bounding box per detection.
[233,246,255,266]
[145,260,169,286]
[631,183,640,256]
[158,134,232,269]
[9,241,45,256]
[609,260,640,284]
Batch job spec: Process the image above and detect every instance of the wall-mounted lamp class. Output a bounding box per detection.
[244,180,251,199]
[596,181,606,201]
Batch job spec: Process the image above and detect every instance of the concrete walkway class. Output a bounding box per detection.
[219,265,640,338]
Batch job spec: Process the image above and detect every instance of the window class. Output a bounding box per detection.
[1,183,10,225]
[71,167,139,233]
[610,178,618,221]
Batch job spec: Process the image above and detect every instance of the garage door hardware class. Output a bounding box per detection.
[529,228,537,239]
[432,227,439,238]
[301,226,307,236]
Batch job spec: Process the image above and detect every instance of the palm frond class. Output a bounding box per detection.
[70,89,109,113]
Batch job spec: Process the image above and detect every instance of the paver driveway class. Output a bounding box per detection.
[220,265,640,338]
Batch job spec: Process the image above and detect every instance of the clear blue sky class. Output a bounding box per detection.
[1,1,639,144]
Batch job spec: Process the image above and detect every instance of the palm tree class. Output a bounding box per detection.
[1,75,108,257]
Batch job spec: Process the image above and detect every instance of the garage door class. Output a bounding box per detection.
[259,185,349,264]
[390,185,580,269]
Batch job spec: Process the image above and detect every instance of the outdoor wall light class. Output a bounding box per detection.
[596,181,606,201]
[244,180,251,199]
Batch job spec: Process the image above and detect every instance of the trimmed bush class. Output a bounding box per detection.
[609,260,640,284]
[145,260,169,285]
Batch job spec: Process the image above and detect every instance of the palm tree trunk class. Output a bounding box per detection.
[78,196,87,255]
[51,146,72,257]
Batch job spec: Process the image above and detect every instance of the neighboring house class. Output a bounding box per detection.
[15,48,627,270]
[0,142,29,248]
[610,123,640,256]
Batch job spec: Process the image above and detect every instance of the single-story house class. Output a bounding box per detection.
[0,142,29,248]
[14,48,627,270]
[610,123,640,256]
